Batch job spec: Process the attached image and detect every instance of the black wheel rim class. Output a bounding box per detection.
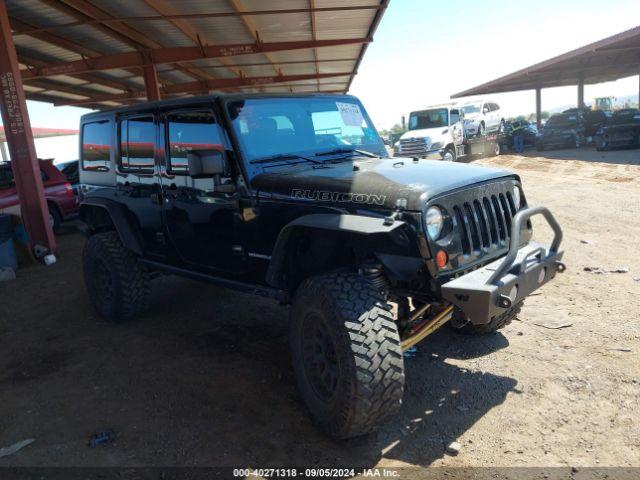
[92,258,114,307]
[301,312,339,402]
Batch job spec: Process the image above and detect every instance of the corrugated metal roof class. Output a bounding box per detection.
[6,0,388,109]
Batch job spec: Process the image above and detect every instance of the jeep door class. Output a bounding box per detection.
[159,108,243,274]
[116,112,166,257]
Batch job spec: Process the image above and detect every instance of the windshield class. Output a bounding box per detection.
[226,96,385,177]
[546,114,578,128]
[408,109,449,130]
[461,104,481,114]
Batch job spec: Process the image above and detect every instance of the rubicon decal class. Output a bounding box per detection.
[291,188,386,206]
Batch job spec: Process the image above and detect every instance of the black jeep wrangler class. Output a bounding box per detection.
[78,94,565,439]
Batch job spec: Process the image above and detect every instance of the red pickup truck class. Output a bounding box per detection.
[0,159,78,232]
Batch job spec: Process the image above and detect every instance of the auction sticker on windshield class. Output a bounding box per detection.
[336,102,364,126]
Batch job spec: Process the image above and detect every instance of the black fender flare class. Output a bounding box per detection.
[79,198,143,255]
[266,213,408,288]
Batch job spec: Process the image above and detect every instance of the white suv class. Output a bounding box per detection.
[460,101,504,137]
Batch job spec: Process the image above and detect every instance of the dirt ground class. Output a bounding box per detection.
[0,148,638,471]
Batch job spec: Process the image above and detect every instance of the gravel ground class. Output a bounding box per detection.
[0,149,638,470]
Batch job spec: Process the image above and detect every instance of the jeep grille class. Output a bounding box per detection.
[452,192,517,255]
[432,180,525,271]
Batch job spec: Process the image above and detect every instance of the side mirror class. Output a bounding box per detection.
[187,149,228,178]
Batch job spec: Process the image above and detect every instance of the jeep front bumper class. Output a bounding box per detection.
[441,206,565,325]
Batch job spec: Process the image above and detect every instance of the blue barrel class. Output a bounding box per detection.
[0,214,17,271]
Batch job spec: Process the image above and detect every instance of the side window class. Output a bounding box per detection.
[119,115,155,172]
[166,111,224,173]
[450,109,461,124]
[82,120,111,172]
[492,103,500,111]
[0,166,14,186]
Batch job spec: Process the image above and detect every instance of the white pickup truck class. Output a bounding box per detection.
[394,103,501,161]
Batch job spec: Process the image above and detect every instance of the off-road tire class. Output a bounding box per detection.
[83,231,150,323]
[290,271,405,439]
[449,302,523,335]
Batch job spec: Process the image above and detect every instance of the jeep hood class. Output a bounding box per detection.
[251,158,515,211]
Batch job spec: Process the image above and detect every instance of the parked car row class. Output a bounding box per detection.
[535,108,639,151]
[0,159,79,233]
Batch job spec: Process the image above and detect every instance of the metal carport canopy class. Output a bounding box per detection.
[9,0,389,109]
[451,25,640,96]
[0,0,389,257]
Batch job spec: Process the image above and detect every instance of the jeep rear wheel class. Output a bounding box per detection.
[449,302,523,335]
[83,231,150,323]
[290,272,404,439]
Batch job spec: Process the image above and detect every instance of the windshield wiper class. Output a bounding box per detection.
[314,148,378,159]
[250,153,322,165]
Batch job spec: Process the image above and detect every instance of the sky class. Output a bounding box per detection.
[350,0,640,129]
[1,0,639,156]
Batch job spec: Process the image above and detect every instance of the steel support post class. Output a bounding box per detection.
[0,0,56,255]
[142,64,161,101]
[578,76,584,111]
[536,87,542,129]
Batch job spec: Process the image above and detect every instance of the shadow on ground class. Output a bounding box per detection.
[524,146,640,165]
[0,231,516,468]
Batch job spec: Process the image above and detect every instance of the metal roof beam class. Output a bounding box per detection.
[21,38,369,79]
[18,52,134,92]
[160,57,357,72]
[227,0,280,77]
[56,71,353,106]
[142,0,242,80]
[10,17,138,93]
[46,0,214,83]
[16,5,384,35]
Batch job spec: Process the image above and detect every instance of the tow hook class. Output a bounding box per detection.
[498,294,512,308]
[555,261,567,273]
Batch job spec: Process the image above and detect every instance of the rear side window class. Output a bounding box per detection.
[166,111,224,174]
[120,116,156,173]
[82,120,111,172]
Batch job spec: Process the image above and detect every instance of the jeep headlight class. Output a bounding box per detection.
[425,206,444,240]
[512,186,521,210]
